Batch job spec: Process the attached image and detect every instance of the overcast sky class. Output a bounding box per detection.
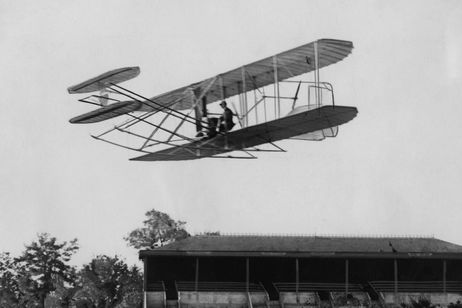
[1,0,462,266]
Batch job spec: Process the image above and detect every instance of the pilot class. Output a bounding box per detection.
[218,101,235,133]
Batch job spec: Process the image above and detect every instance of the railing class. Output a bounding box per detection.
[274,282,364,293]
[146,281,166,292]
[370,281,462,293]
[176,281,266,292]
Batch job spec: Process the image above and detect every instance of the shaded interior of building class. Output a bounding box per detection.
[144,256,462,307]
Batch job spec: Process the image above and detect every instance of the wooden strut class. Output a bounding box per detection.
[95,111,157,139]
[109,85,206,128]
[253,134,287,152]
[110,82,211,126]
[121,110,196,143]
[93,122,200,157]
[114,128,195,155]
[91,135,152,153]
[208,154,256,160]
[109,81,230,154]
[166,77,218,143]
[108,83,224,150]
[115,127,226,154]
[140,110,173,150]
[110,85,233,151]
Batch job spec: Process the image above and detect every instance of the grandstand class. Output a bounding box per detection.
[139,235,462,308]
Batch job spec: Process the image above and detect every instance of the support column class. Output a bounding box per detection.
[253,88,258,124]
[191,88,202,133]
[443,260,447,303]
[296,258,300,303]
[143,258,147,308]
[246,257,250,292]
[345,259,349,295]
[314,41,320,108]
[273,56,280,119]
[195,258,199,292]
[241,67,248,127]
[394,259,398,305]
[219,75,226,100]
[201,96,207,118]
[237,81,243,125]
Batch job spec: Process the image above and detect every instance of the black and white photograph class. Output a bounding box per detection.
[1,1,462,307]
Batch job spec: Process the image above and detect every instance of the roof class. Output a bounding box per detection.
[139,235,462,259]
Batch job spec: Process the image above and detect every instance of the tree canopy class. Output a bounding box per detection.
[74,255,142,308]
[124,209,190,250]
[14,233,78,308]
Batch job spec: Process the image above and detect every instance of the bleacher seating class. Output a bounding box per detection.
[370,281,462,293]
[176,281,269,308]
[144,280,462,308]
[274,282,370,308]
[145,281,166,307]
[370,281,462,307]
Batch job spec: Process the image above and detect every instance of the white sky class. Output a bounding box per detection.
[1,0,462,266]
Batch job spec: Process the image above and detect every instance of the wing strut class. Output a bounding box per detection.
[94,111,157,139]
[108,84,207,128]
[165,77,217,142]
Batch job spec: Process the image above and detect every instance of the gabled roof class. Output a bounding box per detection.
[139,235,462,259]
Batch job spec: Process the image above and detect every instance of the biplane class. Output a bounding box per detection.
[67,38,357,161]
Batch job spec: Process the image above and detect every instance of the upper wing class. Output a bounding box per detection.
[68,39,353,123]
[152,38,353,111]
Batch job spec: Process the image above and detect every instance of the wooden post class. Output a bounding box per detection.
[443,260,447,302]
[345,259,349,295]
[314,41,321,108]
[241,67,248,126]
[246,257,250,292]
[273,56,280,119]
[394,259,398,305]
[195,258,199,292]
[143,258,147,308]
[296,258,300,304]
[191,88,202,133]
[219,75,226,100]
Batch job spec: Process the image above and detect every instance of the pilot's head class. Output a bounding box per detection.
[220,101,227,108]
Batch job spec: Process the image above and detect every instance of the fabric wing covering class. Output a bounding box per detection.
[69,101,142,124]
[144,38,353,111]
[67,67,140,94]
[68,39,353,124]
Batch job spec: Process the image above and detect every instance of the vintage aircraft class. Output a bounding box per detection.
[67,38,357,161]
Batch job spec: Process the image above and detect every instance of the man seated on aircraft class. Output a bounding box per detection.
[218,101,235,133]
[206,117,218,138]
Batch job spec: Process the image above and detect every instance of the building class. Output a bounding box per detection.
[139,235,462,308]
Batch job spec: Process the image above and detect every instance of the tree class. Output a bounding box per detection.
[75,255,142,308]
[124,210,190,249]
[0,252,21,307]
[15,233,78,308]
